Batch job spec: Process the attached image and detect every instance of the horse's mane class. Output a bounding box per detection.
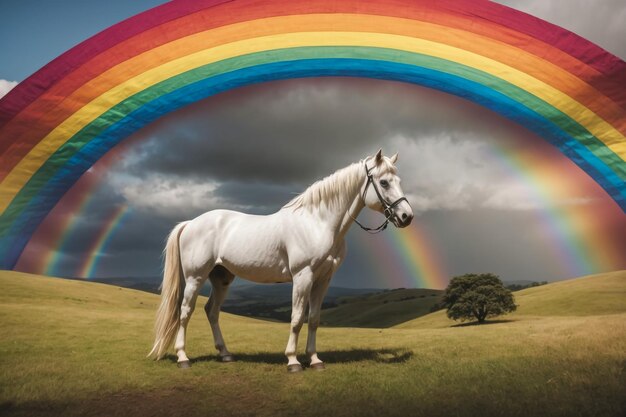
[283,156,398,212]
[283,161,365,212]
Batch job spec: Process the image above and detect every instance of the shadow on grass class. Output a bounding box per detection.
[166,348,413,365]
[451,319,515,328]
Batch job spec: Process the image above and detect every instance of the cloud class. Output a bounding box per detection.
[110,173,221,218]
[109,78,532,215]
[389,134,545,212]
[117,78,515,183]
[390,133,596,212]
[0,79,18,99]
[108,171,299,217]
[101,77,597,217]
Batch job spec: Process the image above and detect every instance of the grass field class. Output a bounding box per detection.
[0,270,624,417]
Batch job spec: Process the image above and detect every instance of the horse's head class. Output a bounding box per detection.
[362,149,414,228]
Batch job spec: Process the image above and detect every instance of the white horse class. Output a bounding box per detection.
[148,150,413,372]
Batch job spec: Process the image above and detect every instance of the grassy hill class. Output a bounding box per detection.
[0,270,624,417]
[321,288,443,327]
[395,270,626,329]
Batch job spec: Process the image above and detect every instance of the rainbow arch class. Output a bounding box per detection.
[0,0,625,269]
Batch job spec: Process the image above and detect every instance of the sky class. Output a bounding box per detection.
[1,0,625,288]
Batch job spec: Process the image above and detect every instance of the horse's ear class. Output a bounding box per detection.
[375,149,383,164]
[390,153,398,163]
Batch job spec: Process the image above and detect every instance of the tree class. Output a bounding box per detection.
[443,273,516,323]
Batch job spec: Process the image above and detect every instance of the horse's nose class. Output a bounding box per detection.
[400,212,413,227]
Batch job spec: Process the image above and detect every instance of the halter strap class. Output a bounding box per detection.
[351,163,410,234]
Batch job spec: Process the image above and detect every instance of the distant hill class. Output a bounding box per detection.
[92,275,382,322]
[224,282,379,304]
[395,270,626,329]
[220,282,381,321]
[503,279,536,287]
[92,277,161,293]
[41,273,445,326]
[56,271,625,329]
[321,288,444,328]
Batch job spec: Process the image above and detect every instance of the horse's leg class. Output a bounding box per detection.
[174,275,206,367]
[307,244,345,369]
[306,272,332,369]
[204,266,235,362]
[285,267,314,372]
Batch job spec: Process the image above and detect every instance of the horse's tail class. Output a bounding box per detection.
[148,221,188,360]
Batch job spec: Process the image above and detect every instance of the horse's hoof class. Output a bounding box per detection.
[220,354,235,363]
[310,362,325,371]
[177,360,192,369]
[287,364,304,373]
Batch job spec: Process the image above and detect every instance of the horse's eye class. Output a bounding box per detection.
[380,180,389,189]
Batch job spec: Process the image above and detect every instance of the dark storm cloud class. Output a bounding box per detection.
[117,79,385,184]
[104,78,534,217]
[103,76,603,217]
[117,78,511,186]
[212,181,300,214]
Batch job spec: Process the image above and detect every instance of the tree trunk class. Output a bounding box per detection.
[475,307,487,323]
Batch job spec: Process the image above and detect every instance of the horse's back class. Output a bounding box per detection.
[178,209,292,282]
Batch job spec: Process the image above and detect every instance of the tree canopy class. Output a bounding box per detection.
[443,273,516,323]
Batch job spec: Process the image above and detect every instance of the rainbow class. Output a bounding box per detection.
[350,212,448,289]
[76,205,129,279]
[13,132,136,276]
[485,140,625,277]
[41,195,94,277]
[10,171,104,277]
[0,0,625,269]
[486,145,593,277]
[385,226,448,289]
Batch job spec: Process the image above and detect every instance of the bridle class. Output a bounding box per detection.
[351,162,410,234]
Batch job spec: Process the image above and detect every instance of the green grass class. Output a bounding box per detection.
[513,271,626,316]
[0,270,624,417]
